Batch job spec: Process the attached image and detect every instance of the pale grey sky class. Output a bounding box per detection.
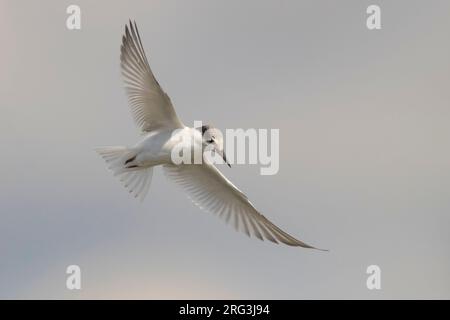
[0,0,449,298]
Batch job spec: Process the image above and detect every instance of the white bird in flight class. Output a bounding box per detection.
[96,21,325,249]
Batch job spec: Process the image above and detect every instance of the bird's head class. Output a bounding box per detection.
[199,125,230,167]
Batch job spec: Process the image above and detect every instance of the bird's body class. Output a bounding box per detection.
[96,21,325,250]
[127,127,196,168]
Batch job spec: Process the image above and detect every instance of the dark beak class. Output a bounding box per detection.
[218,149,231,168]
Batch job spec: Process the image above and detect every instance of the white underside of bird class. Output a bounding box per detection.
[95,21,325,250]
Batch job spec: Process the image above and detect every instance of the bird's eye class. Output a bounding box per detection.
[207,138,214,143]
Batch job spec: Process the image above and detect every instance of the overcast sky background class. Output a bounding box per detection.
[1,0,449,299]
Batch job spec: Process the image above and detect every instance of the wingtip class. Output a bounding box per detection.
[308,246,329,252]
[125,19,139,33]
[125,19,137,33]
[289,240,329,251]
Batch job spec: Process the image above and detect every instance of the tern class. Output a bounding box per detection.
[96,21,325,249]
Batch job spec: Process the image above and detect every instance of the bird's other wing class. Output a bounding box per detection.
[163,162,326,249]
[120,21,184,132]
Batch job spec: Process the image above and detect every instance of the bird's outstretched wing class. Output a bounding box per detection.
[121,21,184,132]
[163,162,325,249]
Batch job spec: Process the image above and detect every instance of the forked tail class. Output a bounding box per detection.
[94,146,153,201]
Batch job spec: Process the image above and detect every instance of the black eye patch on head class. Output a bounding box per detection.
[201,125,211,135]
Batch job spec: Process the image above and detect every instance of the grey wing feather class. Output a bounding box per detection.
[120,21,183,132]
[163,162,326,249]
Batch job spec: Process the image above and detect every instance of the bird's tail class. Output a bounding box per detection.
[94,146,153,201]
